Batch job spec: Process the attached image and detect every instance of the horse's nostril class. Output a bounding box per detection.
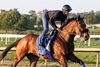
[85,36,87,38]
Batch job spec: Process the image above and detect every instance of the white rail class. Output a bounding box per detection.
[75,35,100,46]
[0,34,100,46]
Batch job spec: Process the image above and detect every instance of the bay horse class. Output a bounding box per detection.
[0,15,89,67]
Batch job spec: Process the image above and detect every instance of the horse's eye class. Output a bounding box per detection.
[80,22,85,25]
[82,22,85,24]
[79,21,81,24]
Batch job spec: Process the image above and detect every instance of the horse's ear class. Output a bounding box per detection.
[77,14,84,20]
[77,14,80,20]
[81,16,84,19]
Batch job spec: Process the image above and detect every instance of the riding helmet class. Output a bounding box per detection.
[62,4,72,12]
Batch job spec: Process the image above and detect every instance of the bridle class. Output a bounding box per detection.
[63,19,88,36]
[58,19,89,43]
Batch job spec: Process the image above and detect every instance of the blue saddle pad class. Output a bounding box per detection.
[36,31,57,60]
[36,35,47,55]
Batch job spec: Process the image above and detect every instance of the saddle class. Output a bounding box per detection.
[36,30,57,60]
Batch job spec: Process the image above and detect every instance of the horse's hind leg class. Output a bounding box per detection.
[27,53,39,67]
[11,49,26,67]
[68,53,85,66]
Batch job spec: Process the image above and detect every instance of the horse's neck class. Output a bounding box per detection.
[59,21,77,42]
[58,31,75,42]
[63,20,75,29]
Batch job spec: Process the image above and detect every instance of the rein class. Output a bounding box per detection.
[62,20,78,36]
[58,32,66,45]
[56,21,78,43]
[57,18,89,47]
[58,20,85,43]
[62,20,88,36]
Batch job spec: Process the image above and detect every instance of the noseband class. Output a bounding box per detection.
[81,29,89,33]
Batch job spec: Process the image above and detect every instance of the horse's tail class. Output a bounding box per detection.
[0,39,21,61]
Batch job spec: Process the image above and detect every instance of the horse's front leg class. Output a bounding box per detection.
[68,53,86,67]
[56,54,68,67]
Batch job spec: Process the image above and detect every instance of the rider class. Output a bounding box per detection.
[40,4,72,49]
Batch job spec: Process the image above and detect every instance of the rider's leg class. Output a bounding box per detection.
[46,30,57,51]
[41,11,49,46]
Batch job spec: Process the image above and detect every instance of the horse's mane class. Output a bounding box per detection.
[61,15,84,29]
[67,17,77,24]
[60,17,77,29]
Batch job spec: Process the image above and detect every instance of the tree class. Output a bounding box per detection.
[28,10,37,29]
[36,11,43,29]
[14,16,28,31]
[94,11,100,24]
[0,8,21,32]
[0,11,7,30]
[86,11,95,24]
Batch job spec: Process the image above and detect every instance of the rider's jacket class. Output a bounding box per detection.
[45,10,68,29]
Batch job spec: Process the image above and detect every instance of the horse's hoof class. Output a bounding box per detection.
[56,64,60,67]
[82,64,86,67]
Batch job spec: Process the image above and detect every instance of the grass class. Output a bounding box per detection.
[0,38,18,47]
[74,39,100,48]
[89,28,100,35]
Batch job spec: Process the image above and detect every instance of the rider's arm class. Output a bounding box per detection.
[49,17,58,29]
[60,21,67,29]
[60,17,68,30]
[49,11,60,29]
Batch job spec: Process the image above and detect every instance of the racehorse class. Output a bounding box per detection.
[0,15,89,67]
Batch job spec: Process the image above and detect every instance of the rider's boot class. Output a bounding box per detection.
[45,31,54,51]
[40,36,46,47]
[46,30,57,51]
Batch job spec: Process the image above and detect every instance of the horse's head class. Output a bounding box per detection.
[62,15,89,41]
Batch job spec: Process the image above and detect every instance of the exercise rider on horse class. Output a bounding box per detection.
[40,4,72,51]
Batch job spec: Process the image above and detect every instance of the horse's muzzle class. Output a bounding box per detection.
[80,29,89,41]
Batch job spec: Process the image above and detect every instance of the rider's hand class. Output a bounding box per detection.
[56,28,61,32]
